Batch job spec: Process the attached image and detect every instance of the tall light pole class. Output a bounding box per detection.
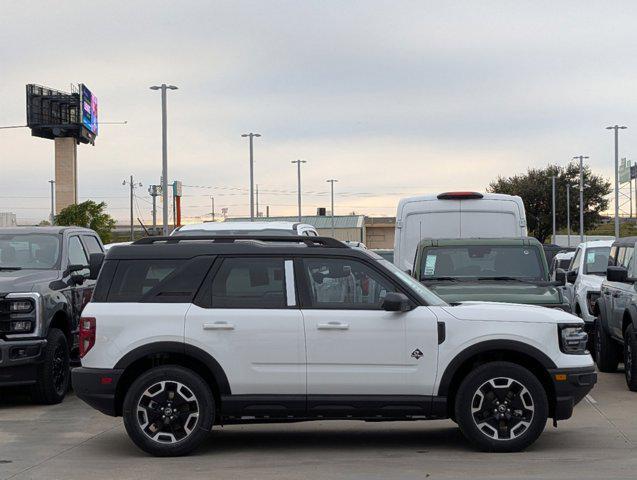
[326,179,338,237]
[566,183,571,247]
[291,159,307,222]
[150,84,178,235]
[241,133,261,221]
[210,196,215,222]
[573,155,589,242]
[123,175,143,241]
[551,175,556,243]
[606,125,628,238]
[48,180,55,225]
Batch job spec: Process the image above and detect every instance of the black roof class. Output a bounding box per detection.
[105,235,380,261]
[612,236,637,247]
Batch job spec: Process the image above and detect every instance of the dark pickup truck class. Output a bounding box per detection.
[0,227,103,403]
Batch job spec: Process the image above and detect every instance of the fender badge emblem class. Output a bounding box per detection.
[411,349,423,360]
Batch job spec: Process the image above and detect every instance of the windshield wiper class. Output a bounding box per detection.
[0,266,22,271]
[421,276,459,282]
[477,276,538,284]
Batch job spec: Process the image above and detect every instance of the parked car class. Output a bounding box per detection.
[549,251,575,281]
[104,241,132,251]
[594,237,637,390]
[343,240,367,249]
[394,191,527,272]
[562,240,613,333]
[172,221,318,237]
[0,227,103,403]
[411,237,571,310]
[544,244,575,270]
[73,235,595,456]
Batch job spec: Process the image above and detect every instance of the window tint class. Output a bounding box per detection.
[583,247,611,274]
[621,246,634,275]
[302,257,395,309]
[107,258,212,303]
[82,235,103,254]
[616,247,626,269]
[68,236,89,266]
[211,258,286,308]
[609,246,618,266]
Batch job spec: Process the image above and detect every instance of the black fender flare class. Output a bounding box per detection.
[437,339,557,397]
[114,341,231,395]
[624,304,637,332]
[596,296,611,334]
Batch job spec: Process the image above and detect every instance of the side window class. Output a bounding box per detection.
[609,246,618,266]
[616,247,626,270]
[82,235,103,254]
[570,248,581,273]
[302,257,396,309]
[68,236,89,267]
[211,257,286,308]
[107,258,212,303]
[622,246,634,275]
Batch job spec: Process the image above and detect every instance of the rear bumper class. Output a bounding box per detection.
[72,367,123,416]
[0,338,47,387]
[549,366,597,420]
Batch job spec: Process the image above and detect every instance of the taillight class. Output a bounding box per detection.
[437,191,484,200]
[79,317,96,358]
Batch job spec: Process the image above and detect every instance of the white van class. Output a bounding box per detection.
[172,221,319,237]
[394,192,527,271]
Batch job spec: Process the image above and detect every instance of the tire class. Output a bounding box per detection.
[595,317,620,373]
[122,366,214,457]
[454,361,548,452]
[30,328,70,404]
[623,324,637,391]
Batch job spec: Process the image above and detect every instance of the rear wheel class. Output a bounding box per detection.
[623,324,637,391]
[455,361,548,452]
[30,328,70,404]
[123,366,214,456]
[595,317,620,373]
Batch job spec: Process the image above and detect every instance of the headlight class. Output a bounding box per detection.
[9,299,34,313]
[2,298,36,334]
[559,324,588,355]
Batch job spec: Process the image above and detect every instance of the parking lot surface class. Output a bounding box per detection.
[0,371,636,480]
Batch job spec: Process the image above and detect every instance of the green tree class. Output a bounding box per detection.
[487,163,611,243]
[55,200,116,243]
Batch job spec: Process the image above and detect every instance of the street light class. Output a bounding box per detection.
[326,179,338,237]
[241,133,261,221]
[573,155,589,242]
[150,84,178,235]
[291,159,307,222]
[606,125,628,238]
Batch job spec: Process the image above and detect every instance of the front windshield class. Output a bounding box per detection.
[176,229,295,236]
[379,259,447,306]
[584,247,611,275]
[0,233,61,270]
[420,245,545,281]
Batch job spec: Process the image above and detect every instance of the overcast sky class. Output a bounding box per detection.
[2,0,637,224]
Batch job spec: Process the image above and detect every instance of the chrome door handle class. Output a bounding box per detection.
[317,322,349,330]
[203,322,235,330]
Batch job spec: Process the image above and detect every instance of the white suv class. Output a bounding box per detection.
[73,236,596,456]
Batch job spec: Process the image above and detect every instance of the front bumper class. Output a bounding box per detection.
[72,367,123,416]
[0,338,47,386]
[549,366,597,420]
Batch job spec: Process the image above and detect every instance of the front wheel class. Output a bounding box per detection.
[595,318,620,373]
[123,366,214,456]
[455,361,548,452]
[30,328,70,404]
[624,324,637,391]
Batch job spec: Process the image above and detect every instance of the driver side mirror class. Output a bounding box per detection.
[566,269,578,284]
[555,268,566,286]
[607,266,629,283]
[381,292,413,312]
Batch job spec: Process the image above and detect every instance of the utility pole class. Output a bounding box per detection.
[291,159,307,222]
[123,175,143,241]
[148,185,160,229]
[256,184,259,218]
[326,179,338,237]
[606,125,628,238]
[566,184,571,248]
[551,175,556,243]
[149,84,178,236]
[48,180,55,225]
[241,132,261,220]
[573,155,589,242]
[210,196,215,222]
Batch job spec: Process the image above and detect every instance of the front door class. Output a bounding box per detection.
[185,257,305,397]
[298,256,438,397]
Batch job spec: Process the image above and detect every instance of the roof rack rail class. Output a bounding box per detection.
[132,235,347,248]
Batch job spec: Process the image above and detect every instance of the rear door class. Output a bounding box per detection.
[185,257,305,396]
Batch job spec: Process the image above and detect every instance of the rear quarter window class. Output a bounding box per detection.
[105,257,214,303]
